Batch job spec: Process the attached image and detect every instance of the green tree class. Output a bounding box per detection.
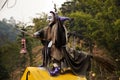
[33,13,48,31]
[60,0,120,77]
[0,42,20,80]
[60,0,120,58]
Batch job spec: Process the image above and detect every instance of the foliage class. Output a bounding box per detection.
[0,42,20,80]
[0,19,40,79]
[60,0,120,57]
[33,13,48,31]
[0,64,9,80]
[60,0,120,77]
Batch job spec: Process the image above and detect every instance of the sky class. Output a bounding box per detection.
[0,0,66,24]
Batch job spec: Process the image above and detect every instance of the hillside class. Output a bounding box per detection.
[0,21,20,45]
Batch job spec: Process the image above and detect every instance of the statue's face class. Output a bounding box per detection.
[47,13,54,22]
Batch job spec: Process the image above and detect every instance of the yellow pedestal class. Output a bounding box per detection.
[21,67,86,80]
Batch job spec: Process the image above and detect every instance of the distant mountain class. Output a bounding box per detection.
[0,21,20,45]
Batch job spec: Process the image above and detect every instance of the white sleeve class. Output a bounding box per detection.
[48,41,53,48]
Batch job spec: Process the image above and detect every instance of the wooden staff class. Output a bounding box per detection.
[19,29,33,37]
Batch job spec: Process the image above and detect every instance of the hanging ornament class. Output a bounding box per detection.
[20,38,27,54]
